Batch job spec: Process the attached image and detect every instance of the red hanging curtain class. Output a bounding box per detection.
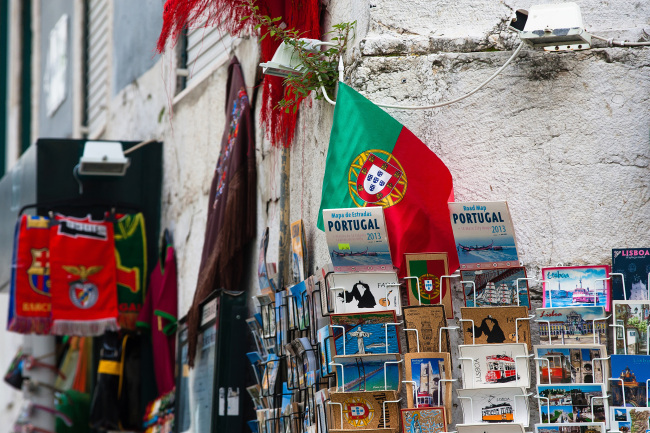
[156,0,321,148]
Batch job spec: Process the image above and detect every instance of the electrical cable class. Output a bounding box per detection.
[591,34,650,47]
[320,41,525,109]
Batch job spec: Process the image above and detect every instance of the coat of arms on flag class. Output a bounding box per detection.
[353,151,404,204]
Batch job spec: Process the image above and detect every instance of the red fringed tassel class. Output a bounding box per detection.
[156,0,255,53]
[259,0,321,147]
[156,0,322,148]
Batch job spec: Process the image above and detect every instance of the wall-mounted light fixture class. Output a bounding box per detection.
[509,2,591,51]
[78,141,130,176]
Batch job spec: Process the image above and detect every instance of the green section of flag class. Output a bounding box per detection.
[316,83,403,230]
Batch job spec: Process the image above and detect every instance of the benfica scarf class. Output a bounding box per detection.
[156,0,320,147]
[8,215,52,334]
[111,213,148,330]
[316,84,460,276]
[49,215,119,336]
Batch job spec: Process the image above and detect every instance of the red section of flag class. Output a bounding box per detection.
[387,128,459,276]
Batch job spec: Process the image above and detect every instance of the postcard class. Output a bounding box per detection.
[537,384,607,424]
[317,326,335,378]
[610,354,650,407]
[609,407,650,433]
[460,306,531,350]
[534,422,606,433]
[541,266,611,312]
[613,301,650,355]
[456,423,526,433]
[404,253,453,318]
[404,352,453,423]
[332,353,401,392]
[323,207,393,272]
[258,227,276,294]
[535,307,608,345]
[289,280,309,330]
[290,220,307,284]
[533,345,608,385]
[275,291,288,350]
[314,389,330,433]
[401,407,446,433]
[330,311,400,355]
[457,387,529,426]
[329,390,399,430]
[318,263,335,316]
[448,201,520,271]
[261,354,280,396]
[402,305,449,353]
[246,317,268,357]
[461,267,530,309]
[458,343,530,389]
[612,248,650,301]
[331,272,401,315]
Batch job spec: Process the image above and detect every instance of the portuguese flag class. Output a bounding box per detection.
[316,83,459,276]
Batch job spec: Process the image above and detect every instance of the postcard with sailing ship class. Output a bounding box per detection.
[461,267,530,309]
[323,207,393,272]
[541,265,611,312]
[448,201,520,271]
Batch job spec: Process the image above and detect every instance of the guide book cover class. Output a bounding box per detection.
[323,207,392,272]
[448,201,519,271]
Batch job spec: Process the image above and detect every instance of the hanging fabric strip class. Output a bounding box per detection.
[49,215,119,336]
[7,215,52,334]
